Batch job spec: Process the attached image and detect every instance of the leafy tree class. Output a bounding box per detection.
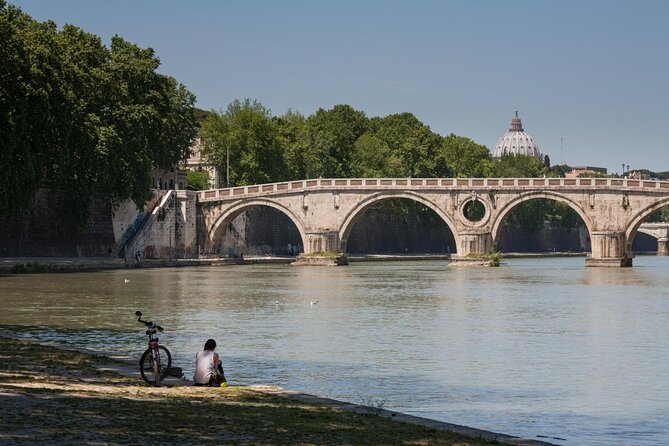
[646,206,669,222]
[274,109,309,180]
[200,99,286,186]
[187,170,210,191]
[304,104,368,178]
[549,164,572,177]
[437,134,491,177]
[365,113,442,177]
[351,133,393,177]
[543,154,551,168]
[490,153,548,178]
[90,36,197,214]
[0,3,56,219]
[0,2,197,222]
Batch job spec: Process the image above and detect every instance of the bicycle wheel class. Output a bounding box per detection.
[139,346,172,384]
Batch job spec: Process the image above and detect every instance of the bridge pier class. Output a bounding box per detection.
[448,231,495,266]
[657,237,669,256]
[456,231,493,257]
[586,231,633,267]
[293,230,348,265]
[304,231,340,255]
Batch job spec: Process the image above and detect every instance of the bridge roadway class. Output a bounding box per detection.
[195,177,669,267]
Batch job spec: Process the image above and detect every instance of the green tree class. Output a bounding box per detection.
[490,153,549,178]
[0,2,197,222]
[200,99,286,186]
[187,170,210,191]
[646,206,669,222]
[0,3,57,218]
[304,104,368,178]
[351,133,393,177]
[365,113,442,177]
[274,109,309,180]
[437,134,491,177]
[550,164,572,177]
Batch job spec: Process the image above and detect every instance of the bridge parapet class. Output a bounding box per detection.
[198,177,669,203]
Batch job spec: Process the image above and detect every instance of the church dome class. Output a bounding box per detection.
[493,111,540,158]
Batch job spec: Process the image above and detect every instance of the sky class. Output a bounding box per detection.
[11,0,669,174]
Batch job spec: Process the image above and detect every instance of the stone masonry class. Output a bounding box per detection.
[195,177,669,267]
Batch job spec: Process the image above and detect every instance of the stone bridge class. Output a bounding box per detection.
[638,222,669,255]
[196,177,669,267]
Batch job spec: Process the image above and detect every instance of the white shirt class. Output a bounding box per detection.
[193,350,216,384]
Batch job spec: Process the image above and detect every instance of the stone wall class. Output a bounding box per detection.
[496,223,590,253]
[0,190,115,257]
[125,190,198,260]
[346,209,456,254]
[217,207,302,256]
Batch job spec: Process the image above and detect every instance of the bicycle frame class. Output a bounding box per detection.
[136,311,171,386]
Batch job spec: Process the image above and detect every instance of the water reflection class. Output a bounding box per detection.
[1,257,669,445]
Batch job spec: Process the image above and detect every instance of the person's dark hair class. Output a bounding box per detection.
[204,339,216,351]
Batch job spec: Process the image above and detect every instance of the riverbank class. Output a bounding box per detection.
[0,336,555,446]
[0,252,598,274]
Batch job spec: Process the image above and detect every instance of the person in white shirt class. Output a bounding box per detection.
[193,339,225,386]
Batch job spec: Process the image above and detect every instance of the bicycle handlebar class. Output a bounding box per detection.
[135,311,164,332]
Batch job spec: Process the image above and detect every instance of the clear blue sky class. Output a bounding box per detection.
[12,0,669,174]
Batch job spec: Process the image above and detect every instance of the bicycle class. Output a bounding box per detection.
[135,311,172,385]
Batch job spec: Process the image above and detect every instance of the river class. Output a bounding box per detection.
[1,256,668,445]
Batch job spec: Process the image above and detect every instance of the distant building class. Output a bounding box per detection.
[493,111,540,158]
[565,166,608,178]
[151,166,187,191]
[184,137,221,189]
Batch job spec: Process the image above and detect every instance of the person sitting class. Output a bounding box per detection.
[193,338,226,386]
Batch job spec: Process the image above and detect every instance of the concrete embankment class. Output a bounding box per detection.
[0,336,556,446]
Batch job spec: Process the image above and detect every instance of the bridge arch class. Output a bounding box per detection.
[205,199,307,254]
[625,196,669,249]
[338,191,458,253]
[636,227,659,239]
[490,191,594,246]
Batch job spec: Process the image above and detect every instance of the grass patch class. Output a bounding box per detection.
[0,336,498,445]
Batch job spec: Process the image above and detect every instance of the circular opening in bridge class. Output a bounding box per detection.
[496,198,589,253]
[209,206,303,257]
[345,198,456,255]
[462,200,485,223]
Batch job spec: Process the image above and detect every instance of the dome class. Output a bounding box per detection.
[493,111,540,158]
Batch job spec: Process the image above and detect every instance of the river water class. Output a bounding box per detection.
[1,256,668,445]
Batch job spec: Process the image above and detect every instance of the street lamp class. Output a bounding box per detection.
[226,147,230,188]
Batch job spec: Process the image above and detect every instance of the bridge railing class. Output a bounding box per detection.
[197,177,669,201]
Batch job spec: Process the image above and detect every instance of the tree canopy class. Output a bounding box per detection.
[200,99,286,187]
[200,98,557,188]
[0,1,197,222]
